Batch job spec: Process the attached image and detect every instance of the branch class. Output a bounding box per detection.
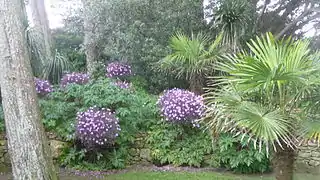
[253,0,270,33]
[276,9,313,39]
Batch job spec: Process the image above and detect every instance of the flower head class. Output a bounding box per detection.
[106,62,132,78]
[76,107,121,150]
[60,72,90,88]
[34,78,53,95]
[112,80,132,89]
[157,88,204,126]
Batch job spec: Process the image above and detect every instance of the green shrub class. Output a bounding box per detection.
[213,133,271,173]
[40,78,159,170]
[147,121,213,167]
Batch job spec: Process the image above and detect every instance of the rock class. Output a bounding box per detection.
[140,148,152,162]
[311,151,320,157]
[49,140,68,159]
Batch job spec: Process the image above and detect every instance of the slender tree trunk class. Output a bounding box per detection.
[28,0,53,66]
[0,0,58,179]
[273,146,295,180]
[82,0,98,75]
[189,75,203,94]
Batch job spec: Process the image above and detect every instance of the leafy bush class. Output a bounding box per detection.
[147,121,213,167]
[40,78,159,170]
[106,62,132,78]
[76,107,121,150]
[214,133,271,173]
[34,78,53,95]
[60,72,90,88]
[157,88,204,126]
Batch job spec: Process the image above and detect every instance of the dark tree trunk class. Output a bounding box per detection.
[273,146,295,180]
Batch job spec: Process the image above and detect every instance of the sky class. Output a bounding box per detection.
[43,0,317,37]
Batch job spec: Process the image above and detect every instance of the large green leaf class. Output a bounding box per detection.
[203,33,320,153]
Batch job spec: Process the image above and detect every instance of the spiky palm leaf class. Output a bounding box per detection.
[158,32,224,81]
[211,0,253,51]
[43,50,71,84]
[25,27,46,77]
[202,33,320,153]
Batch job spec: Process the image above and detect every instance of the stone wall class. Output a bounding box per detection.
[1,133,319,174]
[295,142,320,174]
[127,133,152,165]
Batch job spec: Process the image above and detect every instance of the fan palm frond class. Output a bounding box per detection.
[202,32,320,152]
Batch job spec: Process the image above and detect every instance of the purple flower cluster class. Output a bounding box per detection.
[112,80,132,89]
[76,107,121,149]
[157,88,204,127]
[34,78,53,95]
[60,72,90,88]
[106,62,132,78]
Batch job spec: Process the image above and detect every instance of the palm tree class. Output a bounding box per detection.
[158,32,224,94]
[202,33,320,180]
[209,0,254,52]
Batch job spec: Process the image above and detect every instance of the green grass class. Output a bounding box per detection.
[76,171,319,180]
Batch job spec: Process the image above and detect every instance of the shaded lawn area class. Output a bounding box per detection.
[1,171,319,180]
[69,171,319,180]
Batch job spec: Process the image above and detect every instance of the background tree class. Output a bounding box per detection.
[0,0,58,179]
[206,0,320,43]
[158,32,224,94]
[27,0,53,68]
[202,33,320,180]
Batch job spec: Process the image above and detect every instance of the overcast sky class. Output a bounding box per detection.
[43,0,316,37]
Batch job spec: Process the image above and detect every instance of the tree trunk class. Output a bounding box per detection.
[273,146,295,180]
[189,75,203,94]
[82,0,98,75]
[28,0,53,66]
[0,0,58,179]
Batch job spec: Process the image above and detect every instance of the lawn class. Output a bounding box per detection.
[61,171,320,180]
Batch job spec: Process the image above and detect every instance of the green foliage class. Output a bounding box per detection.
[214,134,271,173]
[159,32,224,81]
[52,28,86,72]
[202,33,320,153]
[40,78,159,170]
[86,0,207,93]
[26,28,45,77]
[209,0,254,51]
[0,105,5,132]
[147,121,213,167]
[43,51,71,84]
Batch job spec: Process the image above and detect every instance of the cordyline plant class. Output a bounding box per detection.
[34,78,53,96]
[60,72,90,88]
[76,107,121,150]
[157,88,204,127]
[201,33,320,180]
[106,62,132,78]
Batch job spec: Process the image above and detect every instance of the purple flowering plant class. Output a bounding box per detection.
[34,78,53,95]
[157,88,205,127]
[60,72,90,88]
[112,80,132,89]
[106,62,132,78]
[76,107,121,150]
